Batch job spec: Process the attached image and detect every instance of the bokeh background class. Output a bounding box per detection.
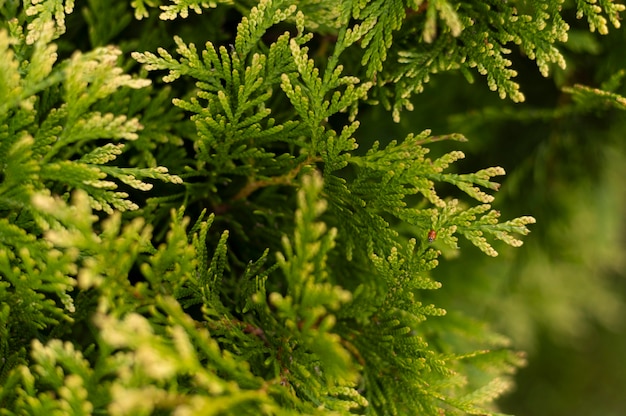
[357,14,626,416]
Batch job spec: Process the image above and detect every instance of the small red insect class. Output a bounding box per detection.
[427,229,437,243]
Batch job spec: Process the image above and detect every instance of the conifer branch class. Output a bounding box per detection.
[231,154,321,202]
[6,0,623,414]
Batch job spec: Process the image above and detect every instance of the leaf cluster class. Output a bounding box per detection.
[2,0,623,415]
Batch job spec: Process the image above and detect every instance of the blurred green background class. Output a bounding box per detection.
[357,16,626,416]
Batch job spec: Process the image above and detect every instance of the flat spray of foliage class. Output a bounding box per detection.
[0,0,623,415]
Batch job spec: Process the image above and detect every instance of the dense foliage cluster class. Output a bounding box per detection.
[1,0,624,415]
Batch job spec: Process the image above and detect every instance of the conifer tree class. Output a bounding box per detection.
[0,1,624,415]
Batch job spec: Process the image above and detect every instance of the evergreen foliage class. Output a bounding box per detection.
[0,0,623,415]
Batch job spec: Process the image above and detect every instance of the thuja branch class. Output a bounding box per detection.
[415,133,468,146]
[231,155,321,202]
